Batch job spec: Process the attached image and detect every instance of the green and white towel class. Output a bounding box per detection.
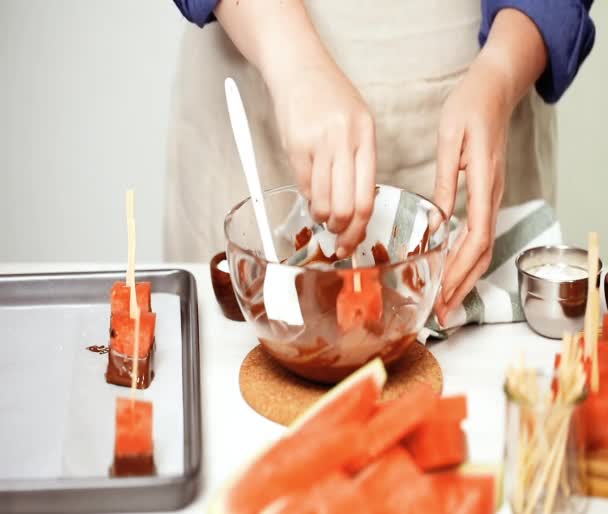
[418,199,562,342]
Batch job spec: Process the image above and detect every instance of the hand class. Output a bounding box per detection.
[268,57,376,258]
[215,1,377,258]
[433,54,514,325]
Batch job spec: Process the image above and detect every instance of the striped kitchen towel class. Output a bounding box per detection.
[418,199,562,342]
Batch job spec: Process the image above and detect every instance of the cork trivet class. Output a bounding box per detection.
[239,342,443,426]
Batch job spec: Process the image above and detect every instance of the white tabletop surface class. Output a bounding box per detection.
[1,262,607,514]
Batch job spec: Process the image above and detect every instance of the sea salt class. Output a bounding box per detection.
[528,263,588,282]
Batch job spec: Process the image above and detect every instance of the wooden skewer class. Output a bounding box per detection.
[127,218,137,319]
[352,253,361,293]
[126,190,137,319]
[510,332,586,514]
[130,303,141,396]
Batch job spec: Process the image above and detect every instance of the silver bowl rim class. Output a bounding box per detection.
[515,244,603,284]
[224,184,450,272]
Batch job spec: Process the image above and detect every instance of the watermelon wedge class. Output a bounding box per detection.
[349,380,438,470]
[429,471,495,514]
[356,447,439,514]
[291,357,386,433]
[404,420,467,471]
[209,359,386,514]
[403,395,468,471]
[208,358,492,514]
[267,471,369,514]
[224,423,365,514]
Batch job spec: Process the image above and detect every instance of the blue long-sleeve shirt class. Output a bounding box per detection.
[173,0,595,104]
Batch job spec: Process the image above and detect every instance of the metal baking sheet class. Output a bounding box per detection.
[0,269,202,513]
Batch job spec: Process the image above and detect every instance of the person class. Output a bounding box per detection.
[165,0,595,324]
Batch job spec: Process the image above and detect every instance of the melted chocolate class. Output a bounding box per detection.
[408,227,430,256]
[87,345,109,355]
[372,242,390,265]
[295,226,313,251]
[259,273,419,384]
[403,264,426,293]
[301,246,338,266]
[110,455,156,477]
[105,342,155,389]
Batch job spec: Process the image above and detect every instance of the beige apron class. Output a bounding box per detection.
[164,0,556,262]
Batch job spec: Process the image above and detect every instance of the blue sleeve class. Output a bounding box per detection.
[173,0,219,27]
[479,0,596,103]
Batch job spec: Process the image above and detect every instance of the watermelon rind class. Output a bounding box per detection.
[206,358,388,514]
[288,357,387,432]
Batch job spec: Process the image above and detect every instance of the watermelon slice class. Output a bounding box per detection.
[110,397,155,477]
[268,471,369,514]
[208,359,489,514]
[349,380,438,470]
[336,268,383,333]
[291,357,386,433]
[429,471,495,514]
[403,395,468,471]
[225,424,366,514]
[110,281,152,314]
[356,447,439,514]
[404,420,467,471]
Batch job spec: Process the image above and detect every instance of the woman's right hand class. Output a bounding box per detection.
[216,0,376,257]
[267,58,376,259]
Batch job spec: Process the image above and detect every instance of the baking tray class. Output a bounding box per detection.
[0,269,202,513]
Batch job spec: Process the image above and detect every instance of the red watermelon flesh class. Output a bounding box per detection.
[270,472,369,514]
[430,472,495,514]
[111,281,152,314]
[349,380,438,470]
[404,420,467,471]
[356,447,439,514]
[431,395,468,422]
[336,268,383,333]
[226,423,366,514]
[581,393,608,451]
[292,361,385,434]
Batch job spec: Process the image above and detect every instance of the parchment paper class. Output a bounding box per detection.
[0,293,183,480]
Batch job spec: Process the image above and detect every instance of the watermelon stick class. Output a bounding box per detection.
[131,304,141,397]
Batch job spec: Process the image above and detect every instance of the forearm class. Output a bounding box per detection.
[214,0,330,89]
[478,8,548,109]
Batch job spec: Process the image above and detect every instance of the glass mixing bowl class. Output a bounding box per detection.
[224,185,449,384]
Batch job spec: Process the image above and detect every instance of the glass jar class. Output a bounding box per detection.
[503,369,587,514]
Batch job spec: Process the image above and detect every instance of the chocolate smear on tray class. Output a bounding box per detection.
[87,345,109,354]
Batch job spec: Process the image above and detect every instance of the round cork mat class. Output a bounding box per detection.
[239,343,443,426]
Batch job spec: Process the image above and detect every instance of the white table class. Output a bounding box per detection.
[2,263,607,514]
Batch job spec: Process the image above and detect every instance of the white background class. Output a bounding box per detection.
[0,0,607,263]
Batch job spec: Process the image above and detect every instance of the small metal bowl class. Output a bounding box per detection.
[516,245,602,339]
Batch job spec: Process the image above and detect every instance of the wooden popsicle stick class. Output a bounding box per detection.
[352,253,362,293]
[130,303,141,396]
[127,218,137,319]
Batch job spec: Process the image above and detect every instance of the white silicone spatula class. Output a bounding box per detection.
[224,77,304,326]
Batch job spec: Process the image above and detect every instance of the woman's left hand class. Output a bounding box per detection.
[432,53,516,325]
